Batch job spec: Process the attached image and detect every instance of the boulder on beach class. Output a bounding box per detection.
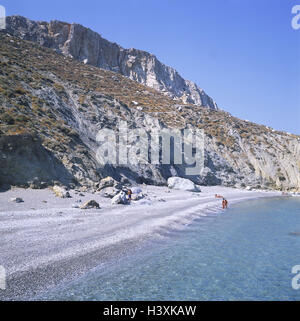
[28,177,47,189]
[131,193,145,201]
[97,176,121,191]
[52,185,71,198]
[167,177,201,192]
[131,187,142,194]
[111,191,128,205]
[10,197,24,203]
[100,186,120,198]
[80,200,100,209]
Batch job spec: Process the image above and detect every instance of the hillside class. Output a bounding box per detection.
[0,32,299,191]
[5,15,218,109]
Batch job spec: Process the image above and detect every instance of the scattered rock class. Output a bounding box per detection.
[100,186,120,198]
[80,200,100,209]
[111,191,128,205]
[131,193,145,201]
[158,198,166,202]
[167,177,201,192]
[97,176,121,191]
[10,197,24,203]
[29,177,48,189]
[52,185,71,198]
[131,187,142,194]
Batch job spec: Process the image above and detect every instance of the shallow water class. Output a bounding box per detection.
[39,197,300,301]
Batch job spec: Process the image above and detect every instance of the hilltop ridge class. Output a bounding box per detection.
[5,15,218,109]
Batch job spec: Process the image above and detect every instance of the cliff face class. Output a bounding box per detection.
[0,33,299,191]
[5,15,218,109]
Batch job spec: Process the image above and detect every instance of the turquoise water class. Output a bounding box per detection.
[41,197,300,301]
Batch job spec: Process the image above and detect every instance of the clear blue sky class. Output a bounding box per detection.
[2,0,300,134]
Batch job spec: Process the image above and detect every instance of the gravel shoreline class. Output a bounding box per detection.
[0,185,281,300]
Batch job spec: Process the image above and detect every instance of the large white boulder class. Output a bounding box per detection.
[167,177,201,192]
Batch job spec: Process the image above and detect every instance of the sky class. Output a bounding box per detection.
[1,0,300,134]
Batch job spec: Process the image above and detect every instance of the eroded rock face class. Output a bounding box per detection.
[0,33,299,192]
[0,135,76,188]
[5,15,218,109]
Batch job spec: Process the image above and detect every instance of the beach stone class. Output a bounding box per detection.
[131,193,145,201]
[80,200,100,209]
[167,177,201,192]
[131,187,142,194]
[111,191,128,205]
[28,177,48,189]
[52,185,71,198]
[10,197,24,203]
[97,176,121,191]
[100,186,120,198]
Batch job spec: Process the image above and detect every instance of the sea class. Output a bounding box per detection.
[39,197,300,301]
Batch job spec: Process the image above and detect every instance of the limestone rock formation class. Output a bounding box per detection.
[0,32,299,192]
[5,15,218,109]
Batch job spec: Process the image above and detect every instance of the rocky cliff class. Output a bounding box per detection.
[4,15,218,109]
[0,33,299,191]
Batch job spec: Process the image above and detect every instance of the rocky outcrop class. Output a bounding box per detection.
[4,15,218,109]
[0,33,299,192]
[0,135,76,188]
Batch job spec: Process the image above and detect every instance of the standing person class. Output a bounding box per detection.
[222,198,228,209]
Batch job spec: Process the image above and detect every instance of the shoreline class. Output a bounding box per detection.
[0,185,282,300]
